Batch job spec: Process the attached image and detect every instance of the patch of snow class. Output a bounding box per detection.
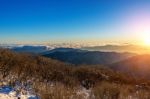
[0,86,38,99]
[76,87,92,99]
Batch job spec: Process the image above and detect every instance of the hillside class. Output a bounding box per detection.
[1,49,150,99]
[42,48,135,65]
[111,54,150,79]
[0,49,133,85]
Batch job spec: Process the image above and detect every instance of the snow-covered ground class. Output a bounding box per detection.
[0,86,38,99]
[76,87,92,99]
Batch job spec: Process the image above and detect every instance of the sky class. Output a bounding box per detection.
[0,0,150,44]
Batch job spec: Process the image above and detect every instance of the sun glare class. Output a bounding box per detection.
[142,33,150,46]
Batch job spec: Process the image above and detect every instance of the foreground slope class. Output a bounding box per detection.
[0,49,130,86]
[1,49,150,99]
[111,54,150,79]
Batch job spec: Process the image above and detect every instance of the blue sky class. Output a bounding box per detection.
[0,0,150,44]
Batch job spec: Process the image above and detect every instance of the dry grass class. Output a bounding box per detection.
[92,81,150,99]
[33,82,88,99]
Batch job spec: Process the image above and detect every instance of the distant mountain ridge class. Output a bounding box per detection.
[3,44,149,54]
[11,45,48,54]
[6,45,137,66]
[41,47,86,54]
[42,48,135,65]
[82,44,150,54]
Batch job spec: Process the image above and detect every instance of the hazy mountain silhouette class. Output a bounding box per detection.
[82,44,150,54]
[41,47,86,54]
[11,45,48,54]
[43,48,135,65]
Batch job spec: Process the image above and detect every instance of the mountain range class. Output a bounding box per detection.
[42,48,135,65]
[82,44,150,54]
[11,45,48,54]
[3,45,150,80]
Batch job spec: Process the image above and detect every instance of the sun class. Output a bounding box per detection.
[142,33,150,46]
[143,38,150,46]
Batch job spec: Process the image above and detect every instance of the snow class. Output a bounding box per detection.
[0,86,38,99]
[76,87,93,99]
